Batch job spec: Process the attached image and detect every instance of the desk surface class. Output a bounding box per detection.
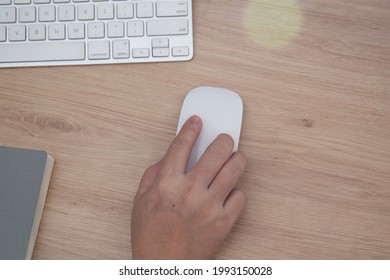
[1,0,389,259]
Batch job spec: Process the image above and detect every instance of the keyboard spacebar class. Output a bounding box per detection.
[0,42,85,63]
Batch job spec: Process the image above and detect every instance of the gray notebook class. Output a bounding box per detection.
[0,146,54,260]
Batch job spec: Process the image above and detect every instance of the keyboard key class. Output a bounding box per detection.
[127,20,143,37]
[88,22,104,38]
[48,23,65,40]
[112,39,129,58]
[58,5,75,21]
[68,22,85,39]
[152,47,169,57]
[29,24,46,40]
[133,48,149,58]
[19,6,36,23]
[137,2,153,18]
[108,21,124,38]
[172,46,189,56]
[117,3,133,19]
[9,25,26,41]
[34,0,50,4]
[78,4,94,20]
[97,3,113,20]
[14,0,31,4]
[39,6,55,22]
[0,7,16,23]
[147,19,188,36]
[157,1,187,17]
[0,0,12,5]
[152,38,169,48]
[0,41,85,63]
[88,40,110,59]
[0,25,5,42]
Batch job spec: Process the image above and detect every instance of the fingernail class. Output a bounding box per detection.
[189,115,201,125]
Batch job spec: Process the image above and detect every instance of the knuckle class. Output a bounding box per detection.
[155,175,174,197]
[144,164,156,176]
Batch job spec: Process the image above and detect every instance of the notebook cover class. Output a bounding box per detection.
[0,146,53,259]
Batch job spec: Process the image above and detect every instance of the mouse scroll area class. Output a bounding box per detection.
[177,86,243,171]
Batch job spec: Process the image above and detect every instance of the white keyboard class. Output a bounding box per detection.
[0,0,193,68]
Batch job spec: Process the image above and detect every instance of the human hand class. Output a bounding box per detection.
[131,115,247,259]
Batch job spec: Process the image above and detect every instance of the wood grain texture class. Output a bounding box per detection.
[0,0,389,259]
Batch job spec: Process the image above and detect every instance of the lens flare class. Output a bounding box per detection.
[243,0,303,48]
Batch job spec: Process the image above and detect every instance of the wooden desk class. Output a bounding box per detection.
[1,0,389,259]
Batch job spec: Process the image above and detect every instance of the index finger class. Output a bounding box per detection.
[160,115,202,175]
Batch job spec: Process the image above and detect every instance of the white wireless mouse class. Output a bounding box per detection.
[177,86,243,171]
